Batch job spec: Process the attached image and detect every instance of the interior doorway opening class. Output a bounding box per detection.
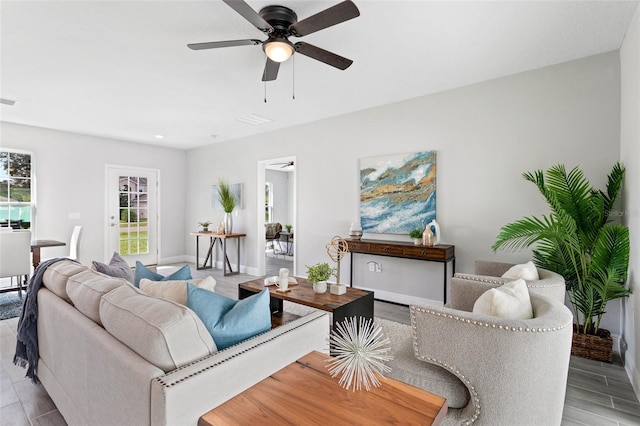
[257,156,296,277]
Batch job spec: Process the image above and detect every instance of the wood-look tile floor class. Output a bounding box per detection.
[1,264,638,425]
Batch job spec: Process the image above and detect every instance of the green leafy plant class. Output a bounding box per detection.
[217,179,237,213]
[492,163,630,336]
[285,224,293,232]
[197,221,212,228]
[409,228,423,239]
[306,262,336,284]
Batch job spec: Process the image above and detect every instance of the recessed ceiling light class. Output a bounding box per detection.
[154,134,164,139]
[236,114,272,126]
[211,134,218,139]
[0,98,17,106]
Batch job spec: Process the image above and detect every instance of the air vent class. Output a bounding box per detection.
[236,113,272,126]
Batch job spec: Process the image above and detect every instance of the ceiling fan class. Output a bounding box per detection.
[188,0,360,81]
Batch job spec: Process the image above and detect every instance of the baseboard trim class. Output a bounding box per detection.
[353,285,443,307]
[625,353,640,402]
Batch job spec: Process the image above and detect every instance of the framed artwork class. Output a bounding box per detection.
[360,151,436,234]
[212,183,243,209]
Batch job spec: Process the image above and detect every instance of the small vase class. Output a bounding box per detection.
[313,281,327,294]
[413,238,421,245]
[224,212,233,234]
[202,227,208,233]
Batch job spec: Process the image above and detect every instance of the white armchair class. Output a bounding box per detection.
[0,230,31,298]
[380,277,573,425]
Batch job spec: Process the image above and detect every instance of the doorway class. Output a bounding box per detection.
[106,166,159,266]
[257,156,296,277]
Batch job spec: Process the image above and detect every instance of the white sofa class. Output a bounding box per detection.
[35,260,329,426]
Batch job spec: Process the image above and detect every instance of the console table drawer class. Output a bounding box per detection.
[403,246,453,260]
[370,244,404,256]
[348,241,371,252]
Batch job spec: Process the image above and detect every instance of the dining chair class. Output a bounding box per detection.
[0,230,31,298]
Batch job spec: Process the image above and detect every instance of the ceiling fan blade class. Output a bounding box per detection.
[295,42,353,70]
[289,0,360,37]
[223,0,273,34]
[187,39,261,50]
[262,58,280,81]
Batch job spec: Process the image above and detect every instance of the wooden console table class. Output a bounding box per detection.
[191,232,245,276]
[347,239,455,304]
[198,351,447,425]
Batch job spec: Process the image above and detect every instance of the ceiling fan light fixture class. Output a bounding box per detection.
[264,39,294,62]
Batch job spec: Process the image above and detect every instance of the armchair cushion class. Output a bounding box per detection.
[472,279,533,319]
[265,223,282,239]
[501,261,539,280]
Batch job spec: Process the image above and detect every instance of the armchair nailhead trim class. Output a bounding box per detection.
[411,308,480,425]
[412,305,572,332]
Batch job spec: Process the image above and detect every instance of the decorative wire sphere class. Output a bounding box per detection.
[326,236,349,284]
[326,236,349,262]
[326,316,393,392]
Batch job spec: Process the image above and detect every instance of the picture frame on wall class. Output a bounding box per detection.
[359,151,436,234]
[212,183,243,209]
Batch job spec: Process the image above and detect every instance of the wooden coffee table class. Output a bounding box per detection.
[198,351,448,425]
[238,277,374,331]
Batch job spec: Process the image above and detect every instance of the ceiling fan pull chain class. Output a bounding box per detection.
[264,81,267,103]
[292,55,296,100]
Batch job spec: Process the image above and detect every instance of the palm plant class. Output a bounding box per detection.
[492,163,630,336]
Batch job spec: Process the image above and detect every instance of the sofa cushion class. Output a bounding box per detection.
[139,276,216,305]
[133,262,191,288]
[66,269,131,325]
[100,285,216,372]
[472,279,533,320]
[187,285,271,350]
[43,260,87,302]
[501,261,539,280]
[92,252,134,283]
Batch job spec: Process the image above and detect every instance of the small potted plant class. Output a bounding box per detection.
[409,228,423,245]
[285,224,293,233]
[306,262,336,294]
[198,221,212,232]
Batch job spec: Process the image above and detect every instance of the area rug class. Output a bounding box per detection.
[0,292,24,320]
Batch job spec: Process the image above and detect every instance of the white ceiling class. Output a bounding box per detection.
[1,0,638,150]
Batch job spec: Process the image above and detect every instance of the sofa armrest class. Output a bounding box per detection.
[151,311,330,426]
[410,296,572,425]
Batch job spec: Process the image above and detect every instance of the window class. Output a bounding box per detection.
[265,182,273,222]
[0,150,33,229]
[119,175,149,255]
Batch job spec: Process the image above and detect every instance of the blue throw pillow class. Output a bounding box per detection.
[133,262,192,288]
[187,285,271,350]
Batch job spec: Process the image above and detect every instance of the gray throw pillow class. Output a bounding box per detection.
[93,252,134,283]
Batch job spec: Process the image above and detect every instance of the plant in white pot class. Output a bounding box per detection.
[306,262,336,294]
[409,228,423,245]
[217,179,237,234]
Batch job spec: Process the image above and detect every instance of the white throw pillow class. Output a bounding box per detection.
[501,261,539,280]
[139,276,216,305]
[472,279,533,320]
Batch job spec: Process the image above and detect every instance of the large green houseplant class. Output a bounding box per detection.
[492,163,630,341]
[217,179,237,233]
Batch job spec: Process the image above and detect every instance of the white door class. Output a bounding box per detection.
[106,166,158,266]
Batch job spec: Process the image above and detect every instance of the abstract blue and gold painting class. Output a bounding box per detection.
[360,151,436,234]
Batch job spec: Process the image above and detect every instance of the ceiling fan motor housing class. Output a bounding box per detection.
[259,5,298,34]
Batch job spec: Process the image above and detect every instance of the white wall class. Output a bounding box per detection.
[265,169,291,226]
[620,4,640,399]
[0,122,188,265]
[186,51,622,329]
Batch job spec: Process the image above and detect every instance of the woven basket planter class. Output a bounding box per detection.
[572,326,613,363]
